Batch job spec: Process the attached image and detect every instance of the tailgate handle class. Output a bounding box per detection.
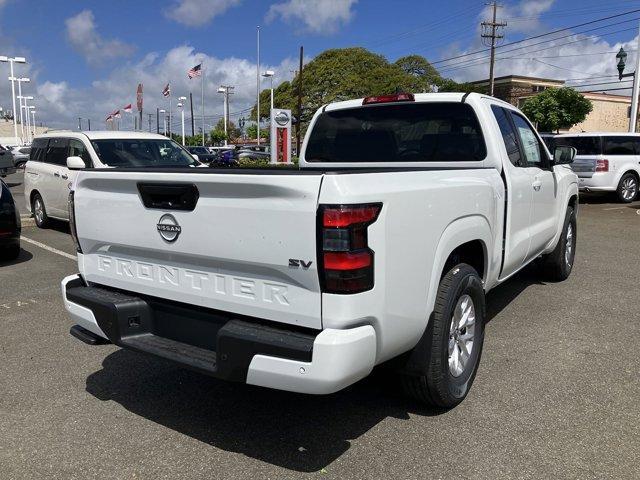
[137,183,199,211]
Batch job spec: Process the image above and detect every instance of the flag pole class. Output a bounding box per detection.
[201,60,205,146]
[168,82,172,138]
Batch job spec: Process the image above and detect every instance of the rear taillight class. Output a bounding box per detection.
[596,159,609,172]
[318,203,381,294]
[68,191,82,253]
[362,93,414,105]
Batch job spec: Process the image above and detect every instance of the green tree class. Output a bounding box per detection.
[435,78,483,93]
[394,55,441,91]
[521,87,593,132]
[250,48,442,133]
[246,124,269,141]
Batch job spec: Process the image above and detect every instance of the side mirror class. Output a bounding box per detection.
[192,154,199,161]
[66,156,86,170]
[553,146,576,165]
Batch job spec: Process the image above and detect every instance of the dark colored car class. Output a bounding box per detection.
[186,146,217,164]
[209,148,239,168]
[0,178,20,260]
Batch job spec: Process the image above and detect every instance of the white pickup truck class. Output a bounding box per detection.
[61,93,578,408]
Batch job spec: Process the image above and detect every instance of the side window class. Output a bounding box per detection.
[29,138,47,161]
[69,139,92,167]
[510,112,543,166]
[603,136,636,155]
[491,105,522,167]
[44,138,69,166]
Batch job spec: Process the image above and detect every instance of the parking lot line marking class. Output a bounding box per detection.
[21,236,77,261]
[602,206,629,211]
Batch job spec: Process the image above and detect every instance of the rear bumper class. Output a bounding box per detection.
[578,172,615,192]
[61,274,376,394]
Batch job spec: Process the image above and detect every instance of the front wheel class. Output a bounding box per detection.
[616,173,638,203]
[539,206,576,281]
[401,263,486,409]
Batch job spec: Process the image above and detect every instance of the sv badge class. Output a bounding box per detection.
[289,259,313,269]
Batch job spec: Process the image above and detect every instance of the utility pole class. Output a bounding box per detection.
[156,107,159,134]
[189,92,195,137]
[148,113,153,133]
[78,117,82,131]
[88,119,91,131]
[481,2,506,97]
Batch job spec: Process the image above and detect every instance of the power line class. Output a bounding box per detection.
[430,8,640,67]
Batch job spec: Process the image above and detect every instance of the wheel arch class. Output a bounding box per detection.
[425,215,492,324]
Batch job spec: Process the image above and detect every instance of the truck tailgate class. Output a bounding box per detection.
[73,170,323,329]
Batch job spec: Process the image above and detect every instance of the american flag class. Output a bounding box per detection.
[123,103,132,113]
[162,83,170,97]
[188,63,202,79]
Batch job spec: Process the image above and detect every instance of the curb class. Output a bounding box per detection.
[20,215,35,227]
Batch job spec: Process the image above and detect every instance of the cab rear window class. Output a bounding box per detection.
[305,102,487,163]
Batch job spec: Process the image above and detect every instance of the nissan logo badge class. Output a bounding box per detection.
[274,111,289,126]
[157,214,181,242]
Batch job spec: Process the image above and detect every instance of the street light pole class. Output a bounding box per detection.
[178,96,186,145]
[159,109,166,135]
[0,56,26,142]
[262,70,275,112]
[15,77,30,141]
[256,25,260,146]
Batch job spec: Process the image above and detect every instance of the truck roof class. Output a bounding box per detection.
[554,132,640,137]
[323,92,483,112]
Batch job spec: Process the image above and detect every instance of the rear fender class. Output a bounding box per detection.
[425,215,492,325]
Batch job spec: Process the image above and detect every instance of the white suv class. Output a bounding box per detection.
[554,132,640,202]
[24,131,200,227]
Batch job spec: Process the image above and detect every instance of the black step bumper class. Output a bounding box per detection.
[65,282,316,382]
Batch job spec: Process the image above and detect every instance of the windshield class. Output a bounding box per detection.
[91,139,198,167]
[190,147,209,154]
[305,102,486,163]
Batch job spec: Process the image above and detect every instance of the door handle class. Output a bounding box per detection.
[61,173,68,180]
[532,180,542,191]
[53,171,60,177]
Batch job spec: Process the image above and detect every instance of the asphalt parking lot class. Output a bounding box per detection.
[1,171,639,480]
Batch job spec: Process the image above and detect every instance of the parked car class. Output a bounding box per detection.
[237,145,270,160]
[61,92,578,409]
[24,131,200,228]
[0,144,16,177]
[0,178,20,260]
[539,133,556,151]
[554,132,640,202]
[10,146,31,169]
[186,146,217,164]
[208,147,238,167]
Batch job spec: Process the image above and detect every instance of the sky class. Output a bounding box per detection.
[0,0,639,131]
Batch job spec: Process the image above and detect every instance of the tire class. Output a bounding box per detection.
[0,243,20,261]
[32,193,49,228]
[16,161,26,170]
[616,173,638,203]
[401,263,486,409]
[539,206,576,281]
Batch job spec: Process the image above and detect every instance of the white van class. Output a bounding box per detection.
[24,131,200,227]
[554,133,640,202]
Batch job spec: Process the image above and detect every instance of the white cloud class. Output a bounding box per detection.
[24,45,297,131]
[65,10,135,66]
[164,0,242,27]
[266,0,357,35]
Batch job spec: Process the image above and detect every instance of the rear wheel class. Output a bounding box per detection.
[32,193,49,228]
[539,206,576,281]
[616,173,638,203]
[401,263,485,409]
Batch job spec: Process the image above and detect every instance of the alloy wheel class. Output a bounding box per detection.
[448,294,476,377]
